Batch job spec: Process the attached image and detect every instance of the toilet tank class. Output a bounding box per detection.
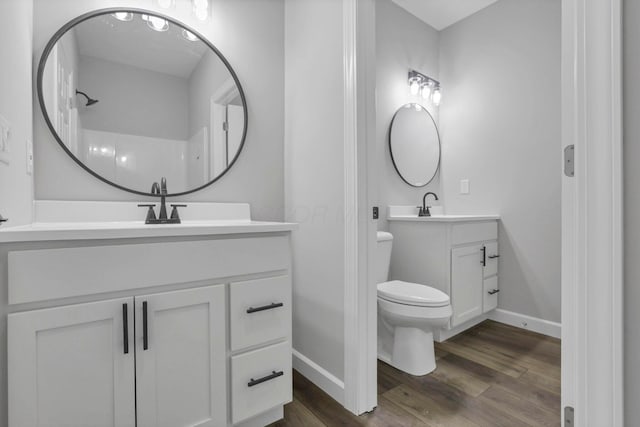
[376,231,394,283]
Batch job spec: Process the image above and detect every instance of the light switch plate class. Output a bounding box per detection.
[460,179,470,195]
[26,138,33,175]
[0,114,10,165]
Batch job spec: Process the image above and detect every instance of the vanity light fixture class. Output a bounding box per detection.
[182,29,199,42]
[192,0,210,21]
[408,70,442,105]
[111,12,133,21]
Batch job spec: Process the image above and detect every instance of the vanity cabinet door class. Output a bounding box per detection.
[8,298,136,427]
[451,245,484,327]
[135,285,227,427]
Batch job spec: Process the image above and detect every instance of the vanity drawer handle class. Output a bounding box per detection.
[481,246,487,266]
[122,303,129,355]
[248,370,284,387]
[142,301,149,350]
[246,302,284,314]
[488,254,500,259]
[488,289,500,295]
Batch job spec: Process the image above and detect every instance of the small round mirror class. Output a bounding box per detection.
[389,103,440,187]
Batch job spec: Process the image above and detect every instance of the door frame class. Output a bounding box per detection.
[561,0,623,425]
[343,0,624,422]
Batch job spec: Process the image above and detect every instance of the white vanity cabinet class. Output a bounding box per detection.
[388,216,499,340]
[2,229,295,427]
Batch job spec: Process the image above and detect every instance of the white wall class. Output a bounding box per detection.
[0,0,34,423]
[33,0,284,220]
[376,0,441,232]
[78,55,190,140]
[439,0,561,323]
[285,0,346,385]
[624,0,640,421]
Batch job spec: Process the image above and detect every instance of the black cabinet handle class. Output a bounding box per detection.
[481,246,487,266]
[122,303,129,354]
[488,289,500,295]
[488,254,500,259]
[248,370,284,387]
[142,301,149,350]
[247,302,284,314]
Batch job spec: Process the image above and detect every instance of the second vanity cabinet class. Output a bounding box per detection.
[389,217,500,340]
[3,230,294,427]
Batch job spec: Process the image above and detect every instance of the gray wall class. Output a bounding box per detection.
[188,50,229,138]
[439,0,562,323]
[285,0,346,382]
[0,1,34,424]
[79,55,190,140]
[624,0,639,421]
[0,0,34,228]
[33,0,284,221]
[376,0,441,232]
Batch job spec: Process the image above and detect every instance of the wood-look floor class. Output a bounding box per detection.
[270,320,561,427]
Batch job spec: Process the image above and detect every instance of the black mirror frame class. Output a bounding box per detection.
[388,103,441,188]
[37,7,249,197]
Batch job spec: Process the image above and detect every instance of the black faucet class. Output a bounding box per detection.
[418,192,439,217]
[139,178,186,224]
[159,177,168,221]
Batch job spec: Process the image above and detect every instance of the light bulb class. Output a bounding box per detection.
[147,16,169,32]
[410,80,420,95]
[192,0,209,20]
[421,83,432,100]
[156,0,174,8]
[432,88,442,106]
[182,29,199,42]
[111,12,133,21]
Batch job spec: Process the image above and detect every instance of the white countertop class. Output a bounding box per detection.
[0,220,298,243]
[388,214,500,223]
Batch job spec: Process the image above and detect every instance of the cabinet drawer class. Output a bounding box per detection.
[483,276,499,313]
[231,341,292,424]
[230,276,291,351]
[452,221,498,245]
[483,242,499,278]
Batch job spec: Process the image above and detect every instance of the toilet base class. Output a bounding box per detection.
[378,326,436,376]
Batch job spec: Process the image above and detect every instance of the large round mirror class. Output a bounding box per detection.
[38,9,247,196]
[389,103,440,187]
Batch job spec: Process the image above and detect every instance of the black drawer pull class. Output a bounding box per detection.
[246,302,284,314]
[248,370,284,387]
[142,301,149,350]
[488,289,500,295]
[488,254,500,259]
[122,303,129,355]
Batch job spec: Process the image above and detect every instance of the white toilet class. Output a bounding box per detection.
[376,231,452,376]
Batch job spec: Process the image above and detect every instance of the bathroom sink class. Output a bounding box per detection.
[0,201,297,243]
[387,206,499,222]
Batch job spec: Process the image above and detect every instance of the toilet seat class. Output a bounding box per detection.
[378,280,449,307]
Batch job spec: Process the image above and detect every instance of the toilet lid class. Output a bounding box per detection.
[377,280,450,307]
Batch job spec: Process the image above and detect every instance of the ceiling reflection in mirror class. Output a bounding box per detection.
[38,10,247,195]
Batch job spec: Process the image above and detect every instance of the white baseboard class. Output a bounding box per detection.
[488,308,562,339]
[292,349,345,405]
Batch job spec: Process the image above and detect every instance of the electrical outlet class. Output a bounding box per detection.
[26,139,33,175]
[460,179,470,195]
[0,114,10,165]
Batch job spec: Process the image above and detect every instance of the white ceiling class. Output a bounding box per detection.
[74,13,208,79]
[390,0,499,31]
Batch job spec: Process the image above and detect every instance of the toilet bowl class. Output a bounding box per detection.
[376,232,452,376]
